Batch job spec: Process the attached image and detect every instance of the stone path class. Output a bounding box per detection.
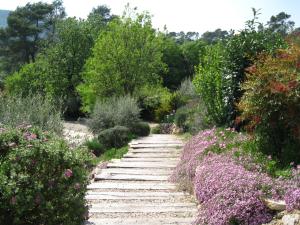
[85,134,198,225]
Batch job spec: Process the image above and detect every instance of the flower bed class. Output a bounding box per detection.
[171,128,300,225]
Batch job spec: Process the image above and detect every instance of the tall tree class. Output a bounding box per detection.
[201,28,230,44]
[5,18,94,117]
[5,6,119,118]
[0,1,65,74]
[161,36,188,90]
[78,9,166,112]
[267,12,295,36]
[86,5,117,39]
[181,39,206,76]
[167,31,199,44]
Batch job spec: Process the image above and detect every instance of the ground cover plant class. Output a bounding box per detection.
[171,128,300,225]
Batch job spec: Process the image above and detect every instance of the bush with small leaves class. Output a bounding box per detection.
[238,43,300,164]
[177,78,198,103]
[0,94,63,134]
[0,125,92,225]
[151,126,161,134]
[97,126,131,149]
[174,107,190,131]
[88,96,140,134]
[174,101,210,134]
[137,85,174,122]
[130,122,150,137]
[85,138,105,156]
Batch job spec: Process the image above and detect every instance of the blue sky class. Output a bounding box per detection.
[1,0,300,34]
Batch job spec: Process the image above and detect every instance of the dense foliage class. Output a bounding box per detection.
[0,1,65,74]
[193,11,286,126]
[88,95,140,134]
[78,9,166,112]
[137,85,175,122]
[193,43,230,125]
[130,122,151,137]
[238,43,300,164]
[4,16,103,117]
[0,94,63,134]
[0,125,92,225]
[160,37,205,90]
[97,126,131,149]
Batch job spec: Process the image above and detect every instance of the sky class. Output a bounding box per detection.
[1,0,300,34]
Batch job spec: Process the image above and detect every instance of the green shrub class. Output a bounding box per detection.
[137,85,174,122]
[174,100,210,134]
[97,147,129,162]
[0,94,63,134]
[238,44,300,164]
[193,43,231,126]
[193,13,285,127]
[130,122,150,137]
[177,78,197,101]
[85,138,105,156]
[0,125,92,225]
[97,126,131,149]
[88,96,141,134]
[174,107,190,131]
[151,125,161,134]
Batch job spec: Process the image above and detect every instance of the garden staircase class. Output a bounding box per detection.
[85,134,197,225]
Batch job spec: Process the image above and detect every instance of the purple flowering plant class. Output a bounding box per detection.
[171,128,300,225]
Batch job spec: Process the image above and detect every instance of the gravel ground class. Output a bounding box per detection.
[63,121,94,146]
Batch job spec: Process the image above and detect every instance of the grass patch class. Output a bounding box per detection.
[177,132,192,141]
[91,146,129,166]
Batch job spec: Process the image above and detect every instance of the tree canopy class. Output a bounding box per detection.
[78,9,166,112]
[0,1,65,74]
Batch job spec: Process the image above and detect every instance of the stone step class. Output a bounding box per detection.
[84,134,197,225]
[106,162,177,168]
[124,152,181,158]
[85,217,194,225]
[130,141,183,144]
[86,191,185,200]
[130,144,183,149]
[98,168,172,175]
[129,149,181,153]
[88,202,197,213]
[87,181,176,190]
[120,157,179,162]
[95,173,169,181]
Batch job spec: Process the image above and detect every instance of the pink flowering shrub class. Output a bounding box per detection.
[194,154,272,225]
[172,128,300,225]
[285,189,300,211]
[170,128,218,191]
[0,125,93,225]
[170,127,245,190]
